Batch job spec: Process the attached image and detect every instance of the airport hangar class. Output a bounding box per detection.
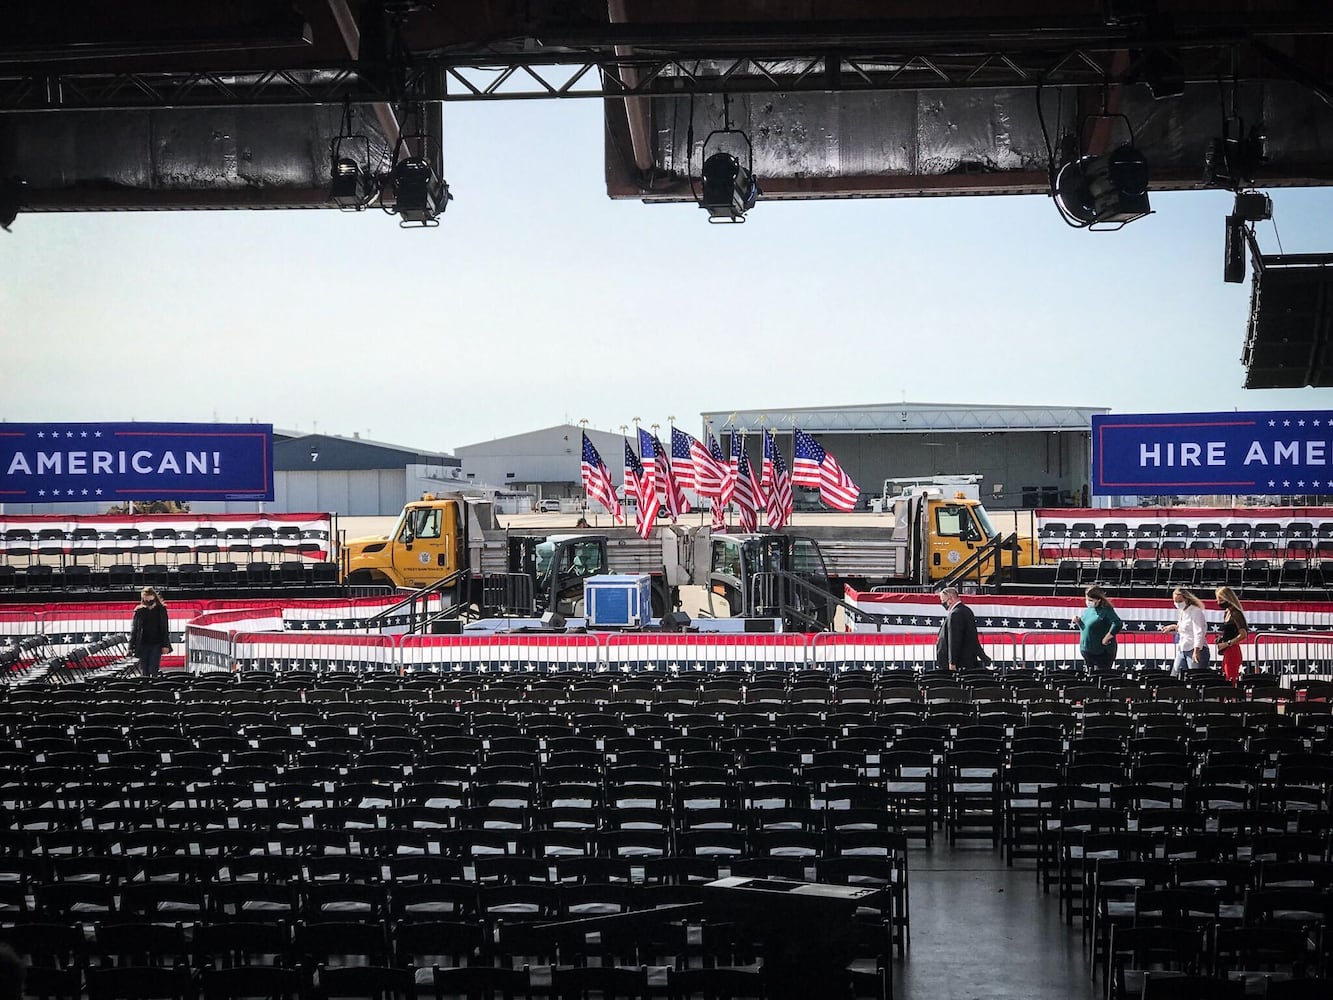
[708,402,1108,510]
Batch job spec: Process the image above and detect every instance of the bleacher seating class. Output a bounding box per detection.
[0,515,337,594]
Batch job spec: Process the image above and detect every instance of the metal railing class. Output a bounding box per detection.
[939,531,1021,591]
[749,570,897,633]
[365,569,470,635]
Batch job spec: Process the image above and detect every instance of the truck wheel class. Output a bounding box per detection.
[345,570,376,586]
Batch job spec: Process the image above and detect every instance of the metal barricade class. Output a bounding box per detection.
[601,632,809,673]
[808,633,935,673]
[1252,631,1333,677]
[230,631,397,674]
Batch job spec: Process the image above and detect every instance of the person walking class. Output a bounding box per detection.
[130,586,170,678]
[1214,586,1249,684]
[1159,587,1209,676]
[1073,585,1123,672]
[934,586,986,672]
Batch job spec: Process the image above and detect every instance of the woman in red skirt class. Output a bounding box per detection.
[1214,586,1249,684]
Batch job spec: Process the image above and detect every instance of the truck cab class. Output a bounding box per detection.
[343,498,466,588]
[912,493,1036,581]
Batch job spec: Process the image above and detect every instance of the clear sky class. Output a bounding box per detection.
[3,97,1331,454]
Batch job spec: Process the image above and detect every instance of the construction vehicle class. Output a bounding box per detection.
[342,498,678,621]
[341,491,1039,622]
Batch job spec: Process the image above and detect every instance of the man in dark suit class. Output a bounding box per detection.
[934,586,984,672]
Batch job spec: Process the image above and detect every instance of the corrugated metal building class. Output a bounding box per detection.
[705,402,1108,509]
[274,432,460,516]
[454,424,629,500]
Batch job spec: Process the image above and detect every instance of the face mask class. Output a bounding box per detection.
[1086,599,1096,607]
[1174,600,1186,610]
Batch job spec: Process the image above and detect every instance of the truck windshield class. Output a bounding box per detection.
[974,504,998,540]
[535,540,555,578]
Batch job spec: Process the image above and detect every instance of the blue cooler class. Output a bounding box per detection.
[584,574,652,627]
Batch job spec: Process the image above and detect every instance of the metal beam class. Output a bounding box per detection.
[0,47,1275,111]
[322,0,402,162]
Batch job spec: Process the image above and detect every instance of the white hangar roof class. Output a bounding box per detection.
[701,402,1109,435]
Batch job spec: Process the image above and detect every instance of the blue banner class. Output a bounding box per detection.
[1092,410,1333,496]
[0,422,274,502]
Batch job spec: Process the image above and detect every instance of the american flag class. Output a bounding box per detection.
[624,439,660,539]
[653,433,688,519]
[711,431,735,507]
[689,429,728,499]
[580,432,622,523]
[792,427,860,512]
[670,427,696,489]
[636,427,656,498]
[730,435,762,532]
[763,430,793,530]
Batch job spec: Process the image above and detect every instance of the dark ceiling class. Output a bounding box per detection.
[2,1,1332,211]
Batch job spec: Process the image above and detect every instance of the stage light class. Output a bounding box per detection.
[1053,145,1152,229]
[390,156,450,228]
[540,611,567,630]
[699,129,759,223]
[0,177,27,232]
[330,157,372,210]
[328,112,376,211]
[701,151,758,223]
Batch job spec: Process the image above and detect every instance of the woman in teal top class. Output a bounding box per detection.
[1073,585,1123,671]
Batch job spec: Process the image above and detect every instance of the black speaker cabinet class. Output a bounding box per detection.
[1243,253,1333,388]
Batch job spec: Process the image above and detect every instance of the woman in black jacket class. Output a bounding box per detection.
[130,586,170,677]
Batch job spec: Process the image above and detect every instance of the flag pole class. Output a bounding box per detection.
[578,418,593,528]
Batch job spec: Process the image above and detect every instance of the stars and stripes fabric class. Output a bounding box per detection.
[653,433,689,520]
[579,432,623,523]
[636,427,656,498]
[689,429,728,500]
[792,427,860,512]
[763,430,793,530]
[730,435,761,532]
[844,588,1333,636]
[711,432,735,508]
[623,439,660,539]
[670,427,696,490]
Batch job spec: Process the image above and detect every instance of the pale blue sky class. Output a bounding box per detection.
[3,97,1331,453]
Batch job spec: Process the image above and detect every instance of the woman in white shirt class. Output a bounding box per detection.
[1159,587,1210,677]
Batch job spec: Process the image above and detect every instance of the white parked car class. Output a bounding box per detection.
[538,499,562,513]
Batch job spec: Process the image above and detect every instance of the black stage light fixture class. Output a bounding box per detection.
[699,129,759,223]
[1242,252,1333,389]
[329,111,375,211]
[390,156,450,228]
[0,177,28,232]
[540,611,566,630]
[1054,145,1152,229]
[330,156,371,210]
